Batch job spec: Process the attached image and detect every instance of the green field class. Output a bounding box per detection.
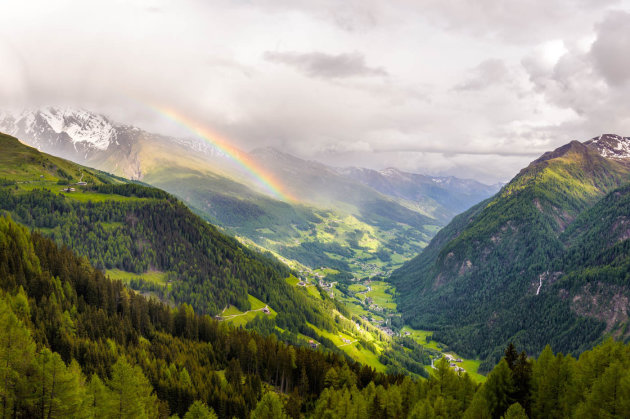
[61,190,146,203]
[348,284,367,293]
[364,281,397,311]
[400,326,443,351]
[285,275,300,286]
[218,295,276,327]
[307,323,387,372]
[106,269,169,285]
[401,326,486,383]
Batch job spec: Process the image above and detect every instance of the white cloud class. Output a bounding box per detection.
[1,0,629,183]
[264,51,387,78]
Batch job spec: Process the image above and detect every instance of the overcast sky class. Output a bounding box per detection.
[2,0,630,183]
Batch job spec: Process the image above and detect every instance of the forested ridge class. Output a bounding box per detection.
[0,186,329,326]
[392,139,630,371]
[0,132,336,335]
[2,214,630,418]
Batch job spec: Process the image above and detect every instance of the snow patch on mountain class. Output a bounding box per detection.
[0,107,117,151]
[585,134,630,159]
[39,108,116,150]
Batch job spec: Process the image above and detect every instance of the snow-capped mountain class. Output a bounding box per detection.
[585,134,630,160]
[0,107,227,180]
[0,108,123,157]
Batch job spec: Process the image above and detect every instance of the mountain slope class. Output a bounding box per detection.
[391,134,630,369]
[0,131,331,331]
[1,108,494,277]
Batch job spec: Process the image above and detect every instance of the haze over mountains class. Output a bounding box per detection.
[0,107,499,276]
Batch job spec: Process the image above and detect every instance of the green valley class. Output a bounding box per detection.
[4,129,630,419]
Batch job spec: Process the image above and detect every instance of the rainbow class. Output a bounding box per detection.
[148,104,296,203]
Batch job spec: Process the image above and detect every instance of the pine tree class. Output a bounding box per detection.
[183,400,218,419]
[530,346,573,419]
[251,392,288,419]
[574,362,630,418]
[482,359,515,419]
[86,374,111,418]
[511,351,532,414]
[462,392,492,419]
[284,388,302,419]
[107,358,158,419]
[0,297,37,417]
[504,343,518,370]
[324,368,339,390]
[34,348,84,418]
[408,399,435,419]
[503,402,527,419]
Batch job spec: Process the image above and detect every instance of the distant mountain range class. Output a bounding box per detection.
[337,166,501,223]
[390,133,630,370]
[0,107,499,275]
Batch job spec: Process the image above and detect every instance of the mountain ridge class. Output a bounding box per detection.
[391,134,630,370]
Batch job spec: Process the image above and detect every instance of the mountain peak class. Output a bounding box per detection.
[532,140,589,164]
[584,133,630,159]
[1,107,117,151]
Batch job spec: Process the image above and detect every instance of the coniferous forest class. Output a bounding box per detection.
[2,213,630,418]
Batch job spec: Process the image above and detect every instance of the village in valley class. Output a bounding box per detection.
[296,266,478,378]
[209,253,481,380]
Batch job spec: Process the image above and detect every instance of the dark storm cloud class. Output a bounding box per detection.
[263,51,387,79]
